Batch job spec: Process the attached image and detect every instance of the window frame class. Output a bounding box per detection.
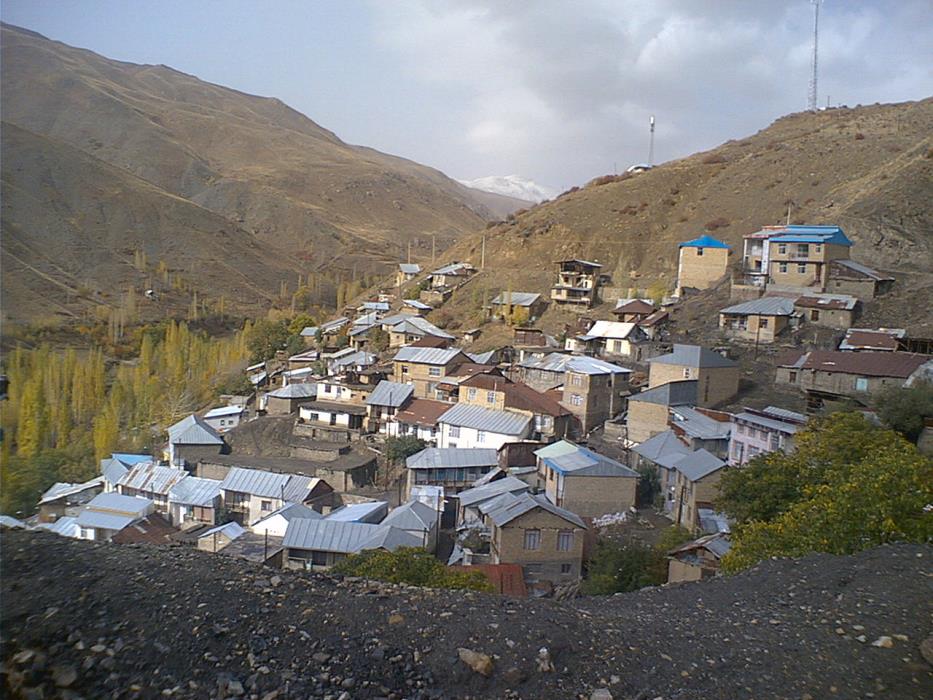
[557,530,574,551]
[523,528,541,550]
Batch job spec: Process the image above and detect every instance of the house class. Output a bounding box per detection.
[263,383,317,415]
[397,263,422,287]
[116,462,187,514]
[775,350,931,411]
[282,519,420,570]
[487,493,587,593]
[287,348,321,372]
[325,501,388,524]
[197,521,246,553]
[718,297,796,343]
[401,299,432,315]
[75,492,154,542]
[432,362,502,402]
[300,326,319,346]
[219,467,325,526]
[387,316,455,348]
[794,293,859,330]
[456,476,530,526]
[550,259,602,308]
[669,406,733,459]
[0,515,26,530]
[667,533,731,583]
[202,405,245,434]
[648,345,739,408]
[34,516,80,538]
[392,346,470,399]
[319,317,350,336]
[535,440,639,518]
[429,262,475,288]
[612,298,655,322]
[839,328,906,352]
[638,309,671,340]
[405,447,500,495]
[826,259,894,299]
[37,477,104,523]
[512,327,559,363]
[166,414,225,468]
[331,350,377,374]
[101,456,132,492]
[167,476,222,526]
[365,380,415,433]
[489,292,547,323]
[676,234,730,295]
[567,320,649,360]
[250,503,322,537]
[462,328,482,344]
[380,500,439,552]
[670,450,728,533]
[298,401,367,435]
[631,429,691,515]
[516,353,633,434]
[738,225,852,293]
[392,398,449,443]
[436,403,533,450]
[111,513,178,546]
[458,374,573,441]
[626,380,698,443]
[729,406,807,466]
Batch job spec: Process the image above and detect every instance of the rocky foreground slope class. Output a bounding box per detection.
[2,531,931,699]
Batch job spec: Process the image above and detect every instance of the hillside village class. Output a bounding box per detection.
[10,219,931,598]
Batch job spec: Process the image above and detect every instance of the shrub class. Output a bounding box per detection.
[701,153,727,164]
[854,132,865,140]
[704,217,730,231]
[385,435,426,464]
[333,548,493,592]
[583,540,666,595]
[874,382,933,443]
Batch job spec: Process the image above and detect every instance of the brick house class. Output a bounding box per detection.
[718,297,796,343]
[648,345,739,408]
[826,259,894,299]
[794,293,859,330]
[738,225,852,293]
[676,234,730,295]
[392,346,470,399]
[626,380,698,443]
[550,259,603,308]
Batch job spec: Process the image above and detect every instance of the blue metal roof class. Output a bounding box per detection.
[679,234,730,249]
[763,225,851,246]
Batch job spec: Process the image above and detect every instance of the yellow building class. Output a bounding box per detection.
[739,225,852,293]
[648,345,739,408]
[676,235,731,295]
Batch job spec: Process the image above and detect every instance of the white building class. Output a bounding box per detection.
[203,405,245,433]
[436,403,533,450]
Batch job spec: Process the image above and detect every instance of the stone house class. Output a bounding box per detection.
[676,234,730,295]
[429,262,475,288]
[75,492,154,542]
[794,294,859,330]
[116,462,187,515]
[263,383,317,415]
[535,440,639,518]
[364,380,415,433]
[567,320,649,360]
[166,414,225,468]
[667,533,731,583]
[648,345,739,408]
[738,225,852,293]
[612,298,656,322]
[626,380,698,444]
[670,451,728,534]
[396,263,422,287]
[487,493,587,594]
[457,374,573,441]
[729,406,807,466]
[283,519,420,570]
[550,259,602,308]
[392,346,470,399]
[718,297,796,343]
[219,467,327,526]
[37,477,104,523]
[405,447,499,496]
[826,259,894,299]
[202,405,245,434]
[838,328,906,352]
[167,476,222,526]
[631,429,691,516]
[488,292,547,323]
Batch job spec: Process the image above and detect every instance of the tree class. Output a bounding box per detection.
[333,547,492,592]
[719,412,933,573]
[385,435,426,464]
[244,319,289,362]
[287,313,316,336]
[874,381,933,443]
[582,540,666,595]
[636,464,660,507]
[368,326,389,353]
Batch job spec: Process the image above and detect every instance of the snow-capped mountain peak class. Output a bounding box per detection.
[458,175,558,204]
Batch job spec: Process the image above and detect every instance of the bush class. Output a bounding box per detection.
[582,540,666,595]
[333,547,492,592]
[385,435,426,465]
[704,217,730,231]
[874,382,933,443]
[636,465,660,507]
[701,153,727,164]
[244,319,289,362]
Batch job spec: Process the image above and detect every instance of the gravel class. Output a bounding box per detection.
[2,530,931,699]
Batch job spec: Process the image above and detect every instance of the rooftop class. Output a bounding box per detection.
[581,320,643,340]
[487,493,586,529]
[490,292,541,307]
[629,380,698,407]
[267,383,317,399]
[392,346,465,365]
[381,500,437,531]
[365,380,414,408]
[395,398,450,428]
[117,463,187,495]
[670,407,732,441]
[745,225,852,246]
[399,263,421,274]
[38,477,104,505]
[535,441,639,478]
[168,476,222,507]
[282,519,383,553]
[679,234,730,249]
[167,414,224,446]
[220,467,318,501]
[519,352,633,375]
[780,350,929,378]
[649,344,736,369]
[406,447,499,470]
[839,328,906,352]
[795,294,858,311]
[720,297,796,316]
[613,298,655,314]
[325,501,388,523]
[437,403,532,436]
[457,476,530,508]
[672,449,726,481]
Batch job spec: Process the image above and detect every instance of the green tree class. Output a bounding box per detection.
[720,412,933,573]
[636,464,660,507]
[368,326,389,353]
[244,318,289,362]
[583,540,666,595]
[287,313,316,336]
[874,381,933,443]
[333,547,492,592]
[385,436,426,465]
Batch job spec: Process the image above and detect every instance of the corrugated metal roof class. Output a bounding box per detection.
[490,292,541,307]
[403,299,432,310]
[118,463,187,495]
[167,414,224,445]
[766,225,851,246]
[0,515,26,529]
[649,344,736,369]
[169,477,222,506]
[199,521,245,540]
[204,405,244,418]
[795,293,858,311]
[360,301,391,311]
[539,443,639,478]
[831,259,893,281]
[671,449,726,481]
[112,453,152,465]
[720,297,795,316]
[85,492,153,515]
[76,509,138,531]
[487,493,586,529]
[697,509,732,536]
[632,430,690,463]
[267,383,317,399]
[220,467,317,500]
[365,380,414,407]
[38,477,104,505]
[101,458,130,486]
[457,476,529,507]
[282,519,384,553]
[477,491,522,515]
[670,407,732,440]
[519,352,632,375]
[325,501,388,523]
[533,440,580,459]
[438,403,531,435]
[35,516,78,537]
[399,263,421,274]
[792,350,929,378]
[389,316,455,339]
[431,262,472,276]
[393,346,464,365]
[762,406,808,422]
[333,351,376,368]
[733,411,803,435]
[555,258,602,268]
[466,350,496,365]
[629,380,698,406]
[839,328,905,351]
[381,500,437,531]
[613,298,655,313]
[356,525,422,552]
[406,447,499,469]
[320,317,349,332]
[679,234,730,249]
[300,326,319,337]
[583,320,642,339]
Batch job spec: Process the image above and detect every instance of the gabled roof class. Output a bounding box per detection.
[381,500,437,531]
[839,328,905,352]
[253,502,322,525]
[431,262,473,276]
[580,320,643,340]
[167,414,224,445]
[783,350,929,378]
[403,299,432,310]
[325,501,388,523]
[460,375,570,417]
[490,292,541,307]
[392,346,465,365]
[487,493,586,529]
[320,317,350,333]
[437,403,532,436]
[38,477,104,505]
[672,449,726,481]
[732,409,804,435]
[767,225,852,246]
[267,383,317,399]
[101,457,130,486]
[465,350,496,364]
[830,259,893,281]
[457,476,529,508]
[199,521,245,541]
[111,513,178,545]
[300,326,319,337]
[519,352,632,375]
[289,348,320,362]
[356,525,423,552]
[720,297,796,316]
[118,463,187,495]
[220,467,318,501]
[332,350,377,368]
[360,301,391,312]
[204,405,244,419]
[0,515,27,529]
[669,532,731,559]
[554,258,602,268]
[389,315,455,340]
[679,234,730,249]
[399,263,422,274]
[406,447,499,469]
[632,430,690,465]
[282,519,384,553]
[35,516,78,537]
[168,476,222,506]
[629,380,698,407]
[670,407,732,441]
[649,344,736,369]
[84,491,153,515]
[395,398,451,428]
[613,298,655,315]
[365,380,414,408]
[535,441,639,478]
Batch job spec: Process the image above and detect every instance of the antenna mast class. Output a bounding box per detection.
[808,0,822,112]
[648,115,656,166]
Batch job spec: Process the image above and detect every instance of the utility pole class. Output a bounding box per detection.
[407,240,411,265]
[648,115,656,166]
[481,233,486,270]
[432,234,436,265]
[808,0,822,112]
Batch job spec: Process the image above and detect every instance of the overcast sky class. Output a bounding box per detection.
[3,0,931,190]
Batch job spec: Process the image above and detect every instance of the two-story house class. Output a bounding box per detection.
[405,447,500,495]
[676,234,731,295]
[718,297,796,343]
[436,403,533,450]
[219,467,327,526]
[566,320,650,360]
[739,224,852,293]
[648,345,739,408]
[166,414,225,468]
[116,462,187,515]
[670,450,728,534]
[392,346,470,399]
[550,258,603,308]
[729,406,807,466]
[457,374,573,441]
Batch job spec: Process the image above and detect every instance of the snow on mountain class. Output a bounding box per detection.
[458,175,558,204]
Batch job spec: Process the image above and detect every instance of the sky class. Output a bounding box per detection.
[3,0,931,191]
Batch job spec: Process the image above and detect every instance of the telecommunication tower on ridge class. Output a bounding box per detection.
[648,115,656,166]
[808,0,823,112]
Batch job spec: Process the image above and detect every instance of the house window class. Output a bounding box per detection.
[789,371,797,383]
[401,365,409,374]
[477,431,486,443]
[855,377,869,392]
[682,368,691,379]
[779,262,788,274]
[810,310,820,321]
[815,244,822,254]
[571,374,584,387]
[557,530,574,551]
[449,426,460,438]
[560,563,572,574]
[733,442,744,462]
[797,244,809,257]
[570,394,583,406]
[770,434,780,450]
[428,367,441,377]
[696,248,704,256]
[760,318,769,328]
[486,391,496,404]
[261,500,273,512]
[467,388,477,400]
[523,529,541,550]
[797,263,807,274]
[778,243,787,255]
